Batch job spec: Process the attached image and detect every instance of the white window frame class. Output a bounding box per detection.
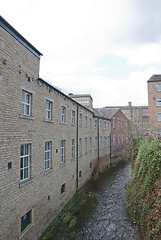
[45,141,51,170]
[99,136,102,149]
[107,136,110,145]
[157,99,161,106]
[156,84,161,92]
[99,120,102,129]
[22,91,31,116]
[71,110,75,124]
[46,100,52,120]
[157,113,161,121]
[107,121,110,129]
[20,144,30,181]
[95,119,98,128]
[61,106,66,123]
[71,139,75,159]
[61,140,65,163]
[95,137,97,150]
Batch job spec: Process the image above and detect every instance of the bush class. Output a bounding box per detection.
[127,139,161,240]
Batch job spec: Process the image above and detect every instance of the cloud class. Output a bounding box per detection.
[117,0,161,45]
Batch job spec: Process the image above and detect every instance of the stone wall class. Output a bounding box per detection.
[0,23,111,240]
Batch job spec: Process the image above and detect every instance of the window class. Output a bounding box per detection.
[121,135,124,144]
[61,183,65,194]
[157,113,161,121]
[95,119,98,128]
[104,121,106,129]
[20,144,30,181]
[95,137,97,150]
[85,138,87,154]
[107,136,110,145]
[46,100,52,120]
[99,120,102,129]
[89,137,92,152]
[61,140,65,163]
[79,113,82,126]
[79,138,82,157]
[113,136,116,146]
[156,84,161,92]
[79,170,82,177]
[104,136,106,148]
[118,136,120,145]
[71,110,75,124]
[157,99,161,106]
[85,116,87,128]
[21,209,32,232]
[107,121,110,129]
[89,118,92,128]
[71,139,75,159]
[22,91,31,116]
[45,141,51,170]
[61,106,66,123]
[113,118,115,128]
[99,136,102,149]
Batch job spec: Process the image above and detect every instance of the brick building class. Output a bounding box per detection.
[148,74,161,137]
[96,108,131,160]
[0,16,112,240]
[104,102,149,138]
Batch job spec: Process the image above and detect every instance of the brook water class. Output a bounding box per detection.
[74,161,140,240]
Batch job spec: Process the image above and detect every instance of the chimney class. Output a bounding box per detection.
[128,101,132,107]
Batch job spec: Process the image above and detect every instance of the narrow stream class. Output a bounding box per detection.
[74,161,140,240]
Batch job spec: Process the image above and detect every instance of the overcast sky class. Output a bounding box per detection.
[1,0,161,107]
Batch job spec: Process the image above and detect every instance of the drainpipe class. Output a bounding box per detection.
[110,133,112,160]
[76,104,79,190]
[97,118,99,160]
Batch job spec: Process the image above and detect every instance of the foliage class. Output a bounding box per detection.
[127,138,161,240]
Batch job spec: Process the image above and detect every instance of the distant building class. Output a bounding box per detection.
[96,108,131,160]
[148,74,161,137]
[68,93,93,107]
[104,102,149,138]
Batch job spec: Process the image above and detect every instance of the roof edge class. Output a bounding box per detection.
[0,16,43,58]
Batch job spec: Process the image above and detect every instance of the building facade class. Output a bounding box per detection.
[104,102,149,138]
[148,75,161,138]
[96,108,131,160]
[0,16,112,240]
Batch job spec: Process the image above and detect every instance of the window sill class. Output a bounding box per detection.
[71,123,75,126]
[19,114,34,120]
[44,119,54,123]
[61,122,67,125]
[44,168,53,175]
[19,177,33,188]
[70,158,76,162]
[60,162,66,167]
[19,223,35,240]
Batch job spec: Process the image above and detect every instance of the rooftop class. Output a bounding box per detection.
[147,74,161,82]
